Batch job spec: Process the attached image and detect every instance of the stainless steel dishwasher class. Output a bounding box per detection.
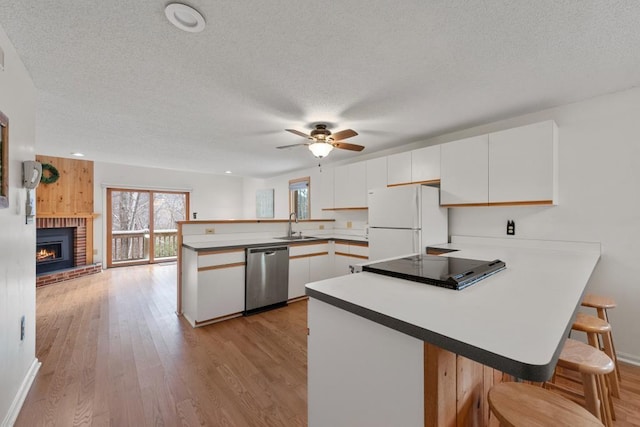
[245,245,289,314]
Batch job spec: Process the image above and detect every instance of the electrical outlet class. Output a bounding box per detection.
[346,221,352,229]
[506,220,515,236]
[205,228,215,234]
[20,315,25,341]
[93,249,98,255]
[319,225,325,230]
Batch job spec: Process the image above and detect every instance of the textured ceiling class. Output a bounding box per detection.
[1,1,640,178]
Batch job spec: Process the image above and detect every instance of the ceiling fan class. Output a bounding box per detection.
[277,124,364,158]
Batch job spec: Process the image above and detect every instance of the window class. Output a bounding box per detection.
[289,177,310,220]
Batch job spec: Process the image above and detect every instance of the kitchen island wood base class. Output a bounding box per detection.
[424,343,515,427]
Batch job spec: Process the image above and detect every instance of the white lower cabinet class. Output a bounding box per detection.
[198,266,245,321]
[289,242,332,299]
[288,256,310,300]
[334,242,369,276]
[182,248,246,327]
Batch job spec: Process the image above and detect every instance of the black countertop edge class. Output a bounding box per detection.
[306,287,564,382]
[183,237,367,252]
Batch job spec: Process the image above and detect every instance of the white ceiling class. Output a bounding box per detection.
[1,1,640,178]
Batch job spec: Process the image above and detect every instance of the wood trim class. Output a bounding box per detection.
[197,248,245,256]
[37,212,101,218]
[335,252,368,260]
[441,200,554,208]
[106,188,114,268]
[288,240,330,247]
[488,200,554,207]
[440,202,490,208]
[388,179,441,188]
[194,311,243,327]
[176,219,335,224]
[288,295,309,304]
[198,262,245,272]
[86,217,94,265]
[177,222,183,314]
[347,241,369,248]
[289,251,329,260]
[321,207,368,211]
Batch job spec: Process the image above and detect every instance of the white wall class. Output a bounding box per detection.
[0,24,39,425]
[93,162,245,264]
[434,88,640,363]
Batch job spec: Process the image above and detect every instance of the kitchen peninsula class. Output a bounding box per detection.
[177,219,369,327]
[306,236,601,427]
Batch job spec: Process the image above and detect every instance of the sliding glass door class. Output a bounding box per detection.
[107,188,189,267]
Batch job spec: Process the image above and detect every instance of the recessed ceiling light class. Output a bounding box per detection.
[225,170,232,174]
[71,152,85,157]
[165,3,206,33]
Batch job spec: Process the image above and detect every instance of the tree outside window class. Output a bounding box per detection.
[289,177,310,219]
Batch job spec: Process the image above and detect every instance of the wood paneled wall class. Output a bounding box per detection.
[36,155,94,215]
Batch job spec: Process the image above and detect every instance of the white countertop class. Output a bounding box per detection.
[183,234,368,251]
[305,237,600,380]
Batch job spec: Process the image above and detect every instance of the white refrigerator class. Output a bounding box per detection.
[367,185,448,261]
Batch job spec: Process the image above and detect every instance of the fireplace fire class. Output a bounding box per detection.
[36,227,74,275]
[36,246,59,262]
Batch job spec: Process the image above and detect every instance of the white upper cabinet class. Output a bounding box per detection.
[440,135,489,206]
[387,152,412,186]
[318,166,334,209]
[488,120,558,205]
[334,161,367,208]
[411,145,441,183]
[366,157,388,192]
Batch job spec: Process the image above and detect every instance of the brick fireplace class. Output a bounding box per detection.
[35,217,101,286]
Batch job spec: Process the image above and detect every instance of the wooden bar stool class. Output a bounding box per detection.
[572,312,620,398]
[488,382,603,426]
[551,338,615,427]
[582,293,620,381]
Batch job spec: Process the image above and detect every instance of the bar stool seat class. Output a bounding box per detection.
[555,338,615,427]
[488,382,603,426]
[572,312,620,398]
[582,293,621,382]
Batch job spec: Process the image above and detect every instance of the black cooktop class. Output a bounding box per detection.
[362,255,506,290]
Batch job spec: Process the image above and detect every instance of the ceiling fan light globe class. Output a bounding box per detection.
[309,142,334,158]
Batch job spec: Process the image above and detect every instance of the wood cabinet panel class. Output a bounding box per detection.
[36,155,94,215]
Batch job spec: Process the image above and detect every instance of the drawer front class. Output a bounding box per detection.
[349,244,369,258]
[198,249,245,269]
[290,243,330,257]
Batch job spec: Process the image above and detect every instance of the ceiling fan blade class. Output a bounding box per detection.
[333,142,365,152]
[331,129,358,141]
[285,129,311,139]
[277,143,309,149]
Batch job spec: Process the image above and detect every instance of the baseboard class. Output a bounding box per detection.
[618,352,640,367]
[1,358,41,427]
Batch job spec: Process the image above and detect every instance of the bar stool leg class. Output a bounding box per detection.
[597,375,614,427]
[581,372,601,423]
[598,307,621,382]
[586,330,620,398]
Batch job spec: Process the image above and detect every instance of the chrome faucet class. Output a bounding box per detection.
[288,212,298,238]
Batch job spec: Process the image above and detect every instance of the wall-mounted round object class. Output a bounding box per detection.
[165,3,206,33]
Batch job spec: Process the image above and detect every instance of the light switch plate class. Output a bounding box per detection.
[205,228,215,234]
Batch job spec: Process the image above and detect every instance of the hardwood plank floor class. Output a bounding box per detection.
[16,263,640,426]
[17,263,307,426]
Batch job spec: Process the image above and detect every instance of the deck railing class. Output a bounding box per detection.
[111,229,178,262]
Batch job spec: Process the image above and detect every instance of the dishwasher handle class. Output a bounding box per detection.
[248,246,289,255]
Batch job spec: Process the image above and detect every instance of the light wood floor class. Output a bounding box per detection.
[17,263,640,426]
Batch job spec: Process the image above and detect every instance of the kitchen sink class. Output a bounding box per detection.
[274,235,317,241]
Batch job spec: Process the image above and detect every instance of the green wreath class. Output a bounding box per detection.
[40,163,60,184]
